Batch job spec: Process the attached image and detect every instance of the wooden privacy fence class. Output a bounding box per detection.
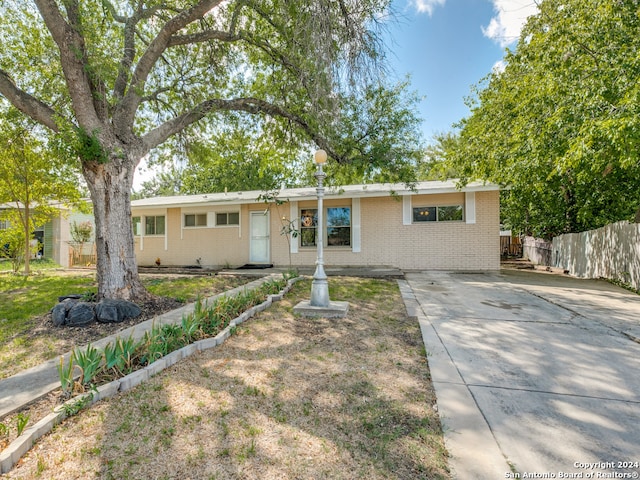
[500,235,522,257]
[552,221,640,290]
[68,242,97,267]
[522,236,553,266]
[523,222,640,291]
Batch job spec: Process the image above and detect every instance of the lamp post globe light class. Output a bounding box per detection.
[293,150,349,318]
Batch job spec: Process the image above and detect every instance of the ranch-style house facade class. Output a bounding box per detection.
[130,180,500,272]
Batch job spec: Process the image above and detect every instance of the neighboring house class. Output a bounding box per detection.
[0,204,95,268]
[130,180,501,271]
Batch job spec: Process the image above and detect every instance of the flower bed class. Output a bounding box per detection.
[0,275,298,474]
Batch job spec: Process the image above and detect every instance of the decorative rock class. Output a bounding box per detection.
[95,299,141,323]
[112,299,142,320]
[51,303,69,327]
[95,302,119,323]
[51,296,141,327]
[57,294,83,302]
[66,302,95,327]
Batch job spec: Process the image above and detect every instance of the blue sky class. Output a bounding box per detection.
[385,0,538,142]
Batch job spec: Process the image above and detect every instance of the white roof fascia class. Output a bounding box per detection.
[130,180,499,209]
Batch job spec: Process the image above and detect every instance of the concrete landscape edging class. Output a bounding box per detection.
[0,276,299,475]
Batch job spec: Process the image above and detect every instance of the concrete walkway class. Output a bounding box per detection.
[401,269,640,479]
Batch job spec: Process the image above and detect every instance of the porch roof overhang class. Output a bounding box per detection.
[131,180,500,210]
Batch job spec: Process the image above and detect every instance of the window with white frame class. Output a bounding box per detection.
[145,215,165,235]
[300,208,317,246]
[327,207,351,246]
[299,207,351,247]
[184,213,207,227]
[215,212,239,226]
[412,205,463,223]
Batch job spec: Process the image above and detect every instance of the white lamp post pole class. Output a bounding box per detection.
[310,149,330,307]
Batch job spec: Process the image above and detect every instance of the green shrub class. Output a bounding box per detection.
[181,314,201,344]
[0,225,25,273]
[15,412,29,436]
[58,277,289,397]
[159,323,187,353]
[140,325,166,366]
[57,355,76,398]
[72,343,102,386]
[103,335,139,377]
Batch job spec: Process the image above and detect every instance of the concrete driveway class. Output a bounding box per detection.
[401,269,640,479]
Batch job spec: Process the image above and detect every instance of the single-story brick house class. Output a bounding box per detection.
[130,180,500,271]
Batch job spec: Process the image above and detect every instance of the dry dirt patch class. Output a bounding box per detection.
[4,278,450,480]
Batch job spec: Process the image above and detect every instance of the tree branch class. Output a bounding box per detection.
[111,1,166,102]
[100,0,128,23]
[63,0,110,122]
[116,0,225,133]
[0,70,60,132]
[33,0,101,130]
[168,29,241,46]
[141,97,341,161]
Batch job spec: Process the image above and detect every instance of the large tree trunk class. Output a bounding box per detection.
[83,157,150,301]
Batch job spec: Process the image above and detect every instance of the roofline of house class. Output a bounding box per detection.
[131,179,499,210]
[0,200,86,211]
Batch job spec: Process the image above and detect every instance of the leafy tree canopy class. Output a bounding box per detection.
[437,0,640,238]
[136,78,427,196]
[324,79,426,186]
[0,0,407,299]
[0,108,85,274]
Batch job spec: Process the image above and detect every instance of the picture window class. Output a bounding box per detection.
[300,209,317,246]
[326,207,351,246]
[299,207,351,247]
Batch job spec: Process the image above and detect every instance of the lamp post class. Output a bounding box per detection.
[309,149,330,307]
[293,149,348,318]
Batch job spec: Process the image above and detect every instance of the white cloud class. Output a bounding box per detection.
[410,0,446,16]
[482,0,539,47]
[492,59,507,74]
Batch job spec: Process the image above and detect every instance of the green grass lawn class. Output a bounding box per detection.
[143,275,246,303]
[0,273,96,344]
[0,272,246,341]
[0,258,60,273]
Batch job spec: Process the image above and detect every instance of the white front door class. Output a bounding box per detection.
[250,211,270,264]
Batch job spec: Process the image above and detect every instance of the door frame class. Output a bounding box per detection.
[249,210,270,264]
